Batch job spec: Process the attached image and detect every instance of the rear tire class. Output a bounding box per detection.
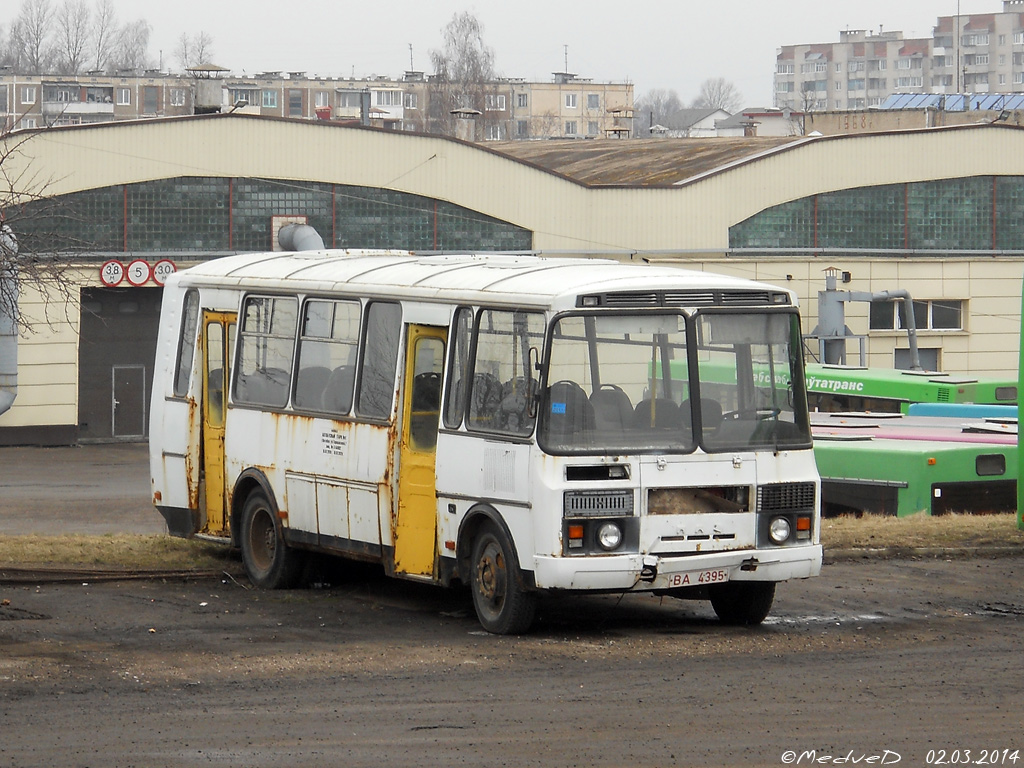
[709,581,776,626]
[469,523,536,634]
[239,488,303,589]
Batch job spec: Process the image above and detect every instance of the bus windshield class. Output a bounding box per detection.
[539,310,810,454]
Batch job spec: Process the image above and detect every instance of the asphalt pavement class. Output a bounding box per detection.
[0,442,166,535]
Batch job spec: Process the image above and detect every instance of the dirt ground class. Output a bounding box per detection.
[2,553,1022,768]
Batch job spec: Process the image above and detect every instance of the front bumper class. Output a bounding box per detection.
[532,544,823,591]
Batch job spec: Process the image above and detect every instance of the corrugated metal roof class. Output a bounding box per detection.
[486,137,796,187]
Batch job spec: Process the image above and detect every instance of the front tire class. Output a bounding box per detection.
[469,523,536,634]
[709,581,776,626]
[239,488,303,589]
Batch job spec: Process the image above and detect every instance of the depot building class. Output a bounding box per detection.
[1,114,1022,444]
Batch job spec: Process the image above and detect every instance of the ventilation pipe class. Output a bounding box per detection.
[277,223,325,251]
[811,267,922,370]
[0,223,18,416]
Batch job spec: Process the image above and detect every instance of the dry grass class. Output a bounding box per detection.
[822,513,1024,551]
[0,516,1021,573]
[0,534,236,572]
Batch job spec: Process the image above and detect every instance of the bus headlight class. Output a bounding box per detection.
[596,522,624,551]
[768,516,792,545]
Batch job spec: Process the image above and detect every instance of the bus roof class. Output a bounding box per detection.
[168,250,795,311]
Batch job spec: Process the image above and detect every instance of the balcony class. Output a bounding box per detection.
[41,101,114,116]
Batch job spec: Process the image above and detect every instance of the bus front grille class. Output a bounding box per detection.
[758,482,816,512]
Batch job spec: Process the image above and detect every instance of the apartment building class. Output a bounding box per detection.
[775,0,1024,112]
[0,66,633,140]
[775,29,931,112]
[0,68,196,129]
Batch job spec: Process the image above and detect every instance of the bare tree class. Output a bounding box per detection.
[428,12,497,137]
[633,89,684,135]
[53,0,91,74]
[176,31,215,71]
[90,0,116,71]
[691,77,742,112]
[9,0,56,73]
[0,128,79,335]
[111,18,150,71]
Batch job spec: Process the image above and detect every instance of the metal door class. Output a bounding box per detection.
[201,312,235,535]
[111,365,146,438]
[393,325,447,577]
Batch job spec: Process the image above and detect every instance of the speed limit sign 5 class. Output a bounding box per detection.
[126,259,152,286]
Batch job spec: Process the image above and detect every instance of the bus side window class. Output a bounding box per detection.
[295,299,359,413]
[467,309,543,435]
[444,307,473,429]
[356,301,402,420]
[173,290,200,397]
[234,295,297,408]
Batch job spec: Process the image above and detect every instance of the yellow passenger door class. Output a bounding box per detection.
[201,311,235,535]
[394,325,447,577]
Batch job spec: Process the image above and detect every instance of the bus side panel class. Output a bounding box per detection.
[435,432,535,571]
[224,409,393,550]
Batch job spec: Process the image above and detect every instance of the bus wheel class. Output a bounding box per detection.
[240,488,303,590]
[709,581,776,626]
[470,523,536,634]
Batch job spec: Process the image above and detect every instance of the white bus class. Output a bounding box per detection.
[150,250,822,633]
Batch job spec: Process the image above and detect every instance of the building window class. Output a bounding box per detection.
[963,33,990,46]
[587,93,600,109]
[587,120,599,135]
[404,92,417,109]
[229,88,255,106]
[262,90,278,108]
[116,88,131,105]
[21,86,36,104]
[315,91,329,108]
[565,93,577,109]
[516,119,529,137]
[484,94,506,111]
[565,120,577,135]
[485,123,503,140]
[170,89,186,107]
[143,86,158,113]
[1015,31,1024,45]
[848,79,865,91]
[777,63,795,74]
[375,90,402,107]
[337,91,360,108]
[288,89,303,117]
[516,93,528,108]
[869,299,963,332]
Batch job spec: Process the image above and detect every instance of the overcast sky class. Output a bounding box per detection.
[110,0,996,107]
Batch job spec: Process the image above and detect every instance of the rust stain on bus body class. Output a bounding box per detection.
[385,415,399,536]
[185,396,201,512]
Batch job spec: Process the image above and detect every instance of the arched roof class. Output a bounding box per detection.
[5,114,1024,251]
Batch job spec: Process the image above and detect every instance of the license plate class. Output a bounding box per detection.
[665,568,729,588]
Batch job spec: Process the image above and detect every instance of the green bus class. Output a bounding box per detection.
[805,363,1018,415]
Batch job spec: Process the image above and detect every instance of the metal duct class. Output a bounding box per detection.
[278,223,325,252]
[0,223,18,416]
